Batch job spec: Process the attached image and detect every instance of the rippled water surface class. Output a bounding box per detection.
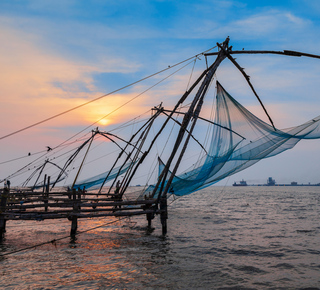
[1,186,320,289]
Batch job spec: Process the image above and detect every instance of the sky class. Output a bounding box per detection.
[1,0,320,186]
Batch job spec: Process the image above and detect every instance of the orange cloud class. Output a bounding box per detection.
[0,25,162,177]
[0,25,152,138]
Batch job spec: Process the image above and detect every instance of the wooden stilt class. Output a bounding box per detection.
[0,187,9,239]
[147,211,153,229]
[160,195,168,235]
[147,214,152,228]
[70,216,78,236]
[0,218,6,239]
[70,189,78,237]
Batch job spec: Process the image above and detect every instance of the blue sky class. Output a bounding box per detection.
[1,0,320,185]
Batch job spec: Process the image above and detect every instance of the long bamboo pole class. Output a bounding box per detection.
[71,131,96,189]
[154,38,230,202]
[204,50,320,59]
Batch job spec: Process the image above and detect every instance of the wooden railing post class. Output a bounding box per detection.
[44,176,50,212]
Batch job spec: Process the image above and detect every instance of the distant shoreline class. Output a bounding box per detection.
[251,183,320,187]
[232,183,320,187]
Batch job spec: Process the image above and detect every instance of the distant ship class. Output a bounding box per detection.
[266,177,276,186]
[233,179,247,186]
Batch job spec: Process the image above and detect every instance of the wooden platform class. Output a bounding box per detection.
[0,187,166,238]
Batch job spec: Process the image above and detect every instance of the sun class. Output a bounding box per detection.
[98,119,110,126]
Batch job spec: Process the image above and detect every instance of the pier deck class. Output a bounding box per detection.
[0,187,164,238]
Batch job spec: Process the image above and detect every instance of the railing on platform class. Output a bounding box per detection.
[0,188,165,238]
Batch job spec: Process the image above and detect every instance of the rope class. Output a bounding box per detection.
[0,57,198,183]
[0,134,92,183]
[0,217,128,257]
[186,58,197,91]
[0,45,217,141]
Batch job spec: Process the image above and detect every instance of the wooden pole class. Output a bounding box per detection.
[146,203,155,230]
[77,189,82,210]
[147,214,152,229]
[0,187,9,239]
[44,176,50,212]
[70,216,77,236]
[42,174,47,193]
[70,189,78,236]
[160,195,167,235]
[71,131,95,189]
[152,38,230,204]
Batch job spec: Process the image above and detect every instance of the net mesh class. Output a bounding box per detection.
[72,162,132,190]
[145,81,320,198]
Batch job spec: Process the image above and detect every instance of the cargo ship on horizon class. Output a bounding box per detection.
[233,177,320,186]
[233,179,247,186]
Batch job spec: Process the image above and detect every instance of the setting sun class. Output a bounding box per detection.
[98,118,110,126]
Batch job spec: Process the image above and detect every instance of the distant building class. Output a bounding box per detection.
[267,177,275,186]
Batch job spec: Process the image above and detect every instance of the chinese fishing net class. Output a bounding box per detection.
[143,81,320,198]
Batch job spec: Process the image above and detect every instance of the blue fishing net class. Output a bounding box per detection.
[72,162,132,190]
[145,81,320,198]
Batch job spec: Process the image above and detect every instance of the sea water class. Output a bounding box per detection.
[0,186,319,289]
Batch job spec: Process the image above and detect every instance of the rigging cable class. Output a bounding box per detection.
[0,45,217,141]
[1,61,189,182]
[1,58,198,174]
[0,133,92,182]
[186,58,197,92]
[0,54,206,171]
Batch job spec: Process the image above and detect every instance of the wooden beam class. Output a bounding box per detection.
[204,50,320,59]
[216,43,276,130]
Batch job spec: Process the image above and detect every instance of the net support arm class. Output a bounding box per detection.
[152,108,208,154]
[204,49,320,60]
[158,108,246,140]
[216,43,276,130]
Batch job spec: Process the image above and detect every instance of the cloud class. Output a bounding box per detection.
[220,10,309,40]
[0,23,148,135]
[0,28,86,127]
[1,0,320,184]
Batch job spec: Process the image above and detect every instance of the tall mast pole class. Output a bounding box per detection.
[71,129,97,189]
[153,37,231,201]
